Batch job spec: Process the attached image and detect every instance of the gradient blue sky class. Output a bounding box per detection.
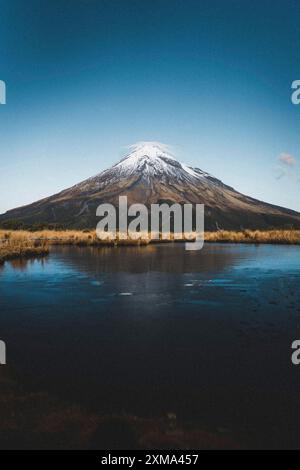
[0,0,300,214]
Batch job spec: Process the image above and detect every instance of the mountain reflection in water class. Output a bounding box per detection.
[0,243,300,448]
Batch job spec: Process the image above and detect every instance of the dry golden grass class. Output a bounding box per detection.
[0,229,299,263]
[0,230,150,263]
[22,229,151,246]
[0,231,49,264]
[204,229,300,244]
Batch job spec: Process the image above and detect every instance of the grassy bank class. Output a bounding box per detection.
[0,229,299,263]
[204,229,300,244]
[0,229,151,248]
[0,232,49,264]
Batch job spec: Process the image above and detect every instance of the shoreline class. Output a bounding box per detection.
[1,229,300,264]
[0,233,49,264]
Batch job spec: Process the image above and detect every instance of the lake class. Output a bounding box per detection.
[0,243,300,448]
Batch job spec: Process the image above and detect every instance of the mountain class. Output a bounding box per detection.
[1,141,300,230]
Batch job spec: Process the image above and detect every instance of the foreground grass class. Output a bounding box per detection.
[204,229,300,244]
[0,229,299,263]
[0,229,151,248]
[0,232,49,264]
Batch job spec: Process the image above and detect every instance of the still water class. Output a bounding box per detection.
[0,243,300,447]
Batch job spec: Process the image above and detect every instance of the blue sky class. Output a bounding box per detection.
[0,0,300,213]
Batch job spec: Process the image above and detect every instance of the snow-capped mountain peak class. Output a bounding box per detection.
[2,141,300,231]
[111,141,207,181]
[73,141,211,193]
[123,141,177,162]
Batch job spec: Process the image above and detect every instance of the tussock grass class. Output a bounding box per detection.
[0,229,299,263]
[204,229,300,244]
[0,231,49,264]
[0,230,150,263]
[24,230,151,246]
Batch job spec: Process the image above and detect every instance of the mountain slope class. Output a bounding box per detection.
[1,142,300,230]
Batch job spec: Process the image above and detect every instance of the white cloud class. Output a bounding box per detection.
[278,153,297,167]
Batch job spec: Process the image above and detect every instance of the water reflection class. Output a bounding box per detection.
[0,243,300,448]
[47,243,250,274]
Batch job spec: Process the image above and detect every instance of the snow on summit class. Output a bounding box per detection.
[112,141,206,180]
[72,141,211,193]
[125,141,177,161]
